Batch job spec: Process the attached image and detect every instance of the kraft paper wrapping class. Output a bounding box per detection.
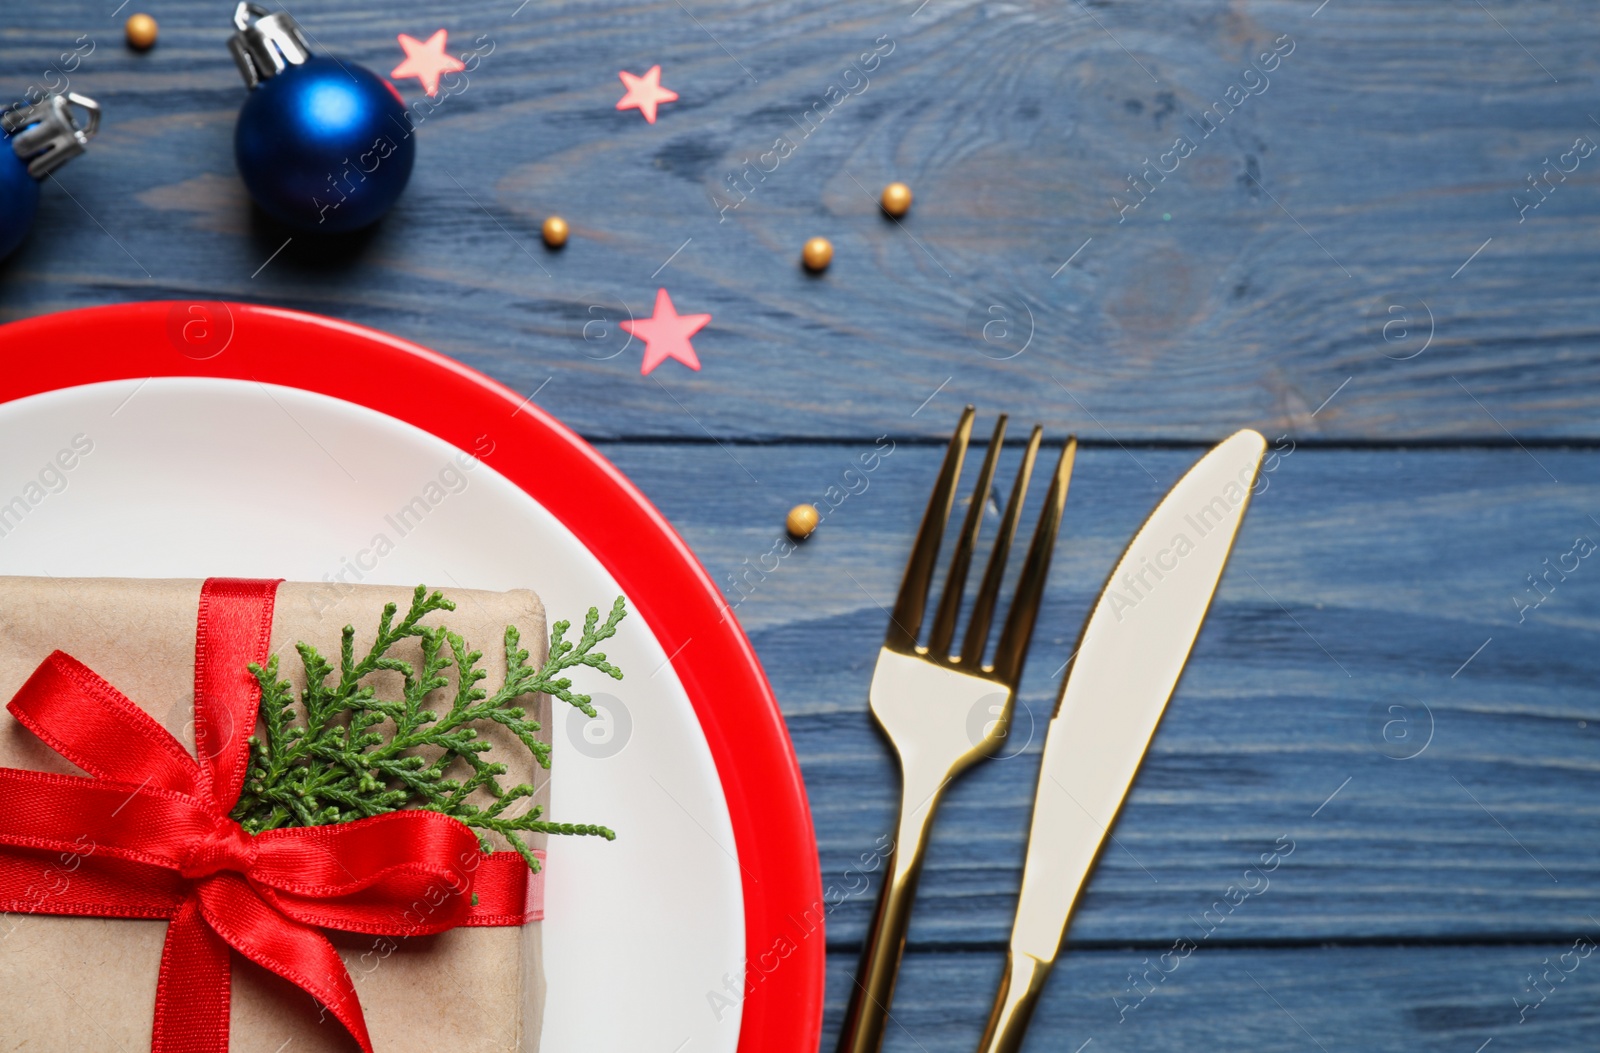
[0,578,550,1053]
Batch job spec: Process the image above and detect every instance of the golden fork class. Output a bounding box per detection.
[836,405,1076,1053]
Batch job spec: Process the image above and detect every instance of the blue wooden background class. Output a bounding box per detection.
[5,1,1600,1050]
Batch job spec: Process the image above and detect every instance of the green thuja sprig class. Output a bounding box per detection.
[229,586,628,872]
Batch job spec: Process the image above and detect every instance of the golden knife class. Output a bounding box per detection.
[976,429,1267,1053]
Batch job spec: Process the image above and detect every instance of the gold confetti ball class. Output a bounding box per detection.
[880,181,913,218]
[125,13,159,51]
[801,237,833,272]
[541,216,569,248]
[786,503,820,539]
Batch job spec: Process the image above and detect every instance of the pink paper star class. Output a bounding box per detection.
[616,66,678,124]
[391,29,466,97]
[621,289,710,375]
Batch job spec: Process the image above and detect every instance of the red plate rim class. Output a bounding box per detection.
[0,300,825,1053]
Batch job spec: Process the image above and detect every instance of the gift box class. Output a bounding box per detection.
[0,577,554,1053]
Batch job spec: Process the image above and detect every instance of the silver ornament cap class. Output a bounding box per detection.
[2,92,100,179]
[228,2,313,89]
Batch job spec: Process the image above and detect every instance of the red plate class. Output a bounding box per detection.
[0,300,825,1053]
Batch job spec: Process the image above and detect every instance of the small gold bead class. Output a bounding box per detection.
[542,216,569,248]
[801,237,833,272]
[786,503,820,539]
[880,181,913,218]
[125,13,159,51]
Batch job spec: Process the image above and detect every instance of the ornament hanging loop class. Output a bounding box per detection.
[228,2,313,89]
[2,93,100,179]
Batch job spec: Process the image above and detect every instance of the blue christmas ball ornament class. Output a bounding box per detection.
[229,4,414,233]
[0,134,39,263]
[0,93,100,262]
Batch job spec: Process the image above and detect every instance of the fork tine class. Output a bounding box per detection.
[989,436,1077,686]
[927,415,1008,657]
[886,405,975,651]
[959,425,1042,667]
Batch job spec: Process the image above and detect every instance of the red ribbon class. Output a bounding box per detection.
[0,579,540,1053]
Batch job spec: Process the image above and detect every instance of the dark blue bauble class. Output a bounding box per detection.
[0,133,39,261]
[234,57,414,234]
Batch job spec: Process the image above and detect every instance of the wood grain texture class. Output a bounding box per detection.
[596,442,1600,947]
[2,1,1598,439]
[818,944,1600,1053]
[3,1,1596,1048]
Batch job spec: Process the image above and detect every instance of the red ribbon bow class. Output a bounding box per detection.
[0,579,539,1053]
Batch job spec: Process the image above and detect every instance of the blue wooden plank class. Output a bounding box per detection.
[819,942,1600,1053]
[1,2,1598,439]
[596,441,1600,946]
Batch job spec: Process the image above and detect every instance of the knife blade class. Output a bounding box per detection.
[976,428,1267,1053]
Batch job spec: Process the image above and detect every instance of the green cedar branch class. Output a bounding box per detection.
[230,586,627,872]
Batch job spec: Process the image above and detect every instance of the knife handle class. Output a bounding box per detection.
[975,950,1054,1053]
[835,782,946,1053]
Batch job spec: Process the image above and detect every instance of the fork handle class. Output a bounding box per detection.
[975,950,1054,1053]
[835,780,945,1053]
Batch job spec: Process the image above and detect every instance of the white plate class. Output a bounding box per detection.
[0,377,744,1052]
